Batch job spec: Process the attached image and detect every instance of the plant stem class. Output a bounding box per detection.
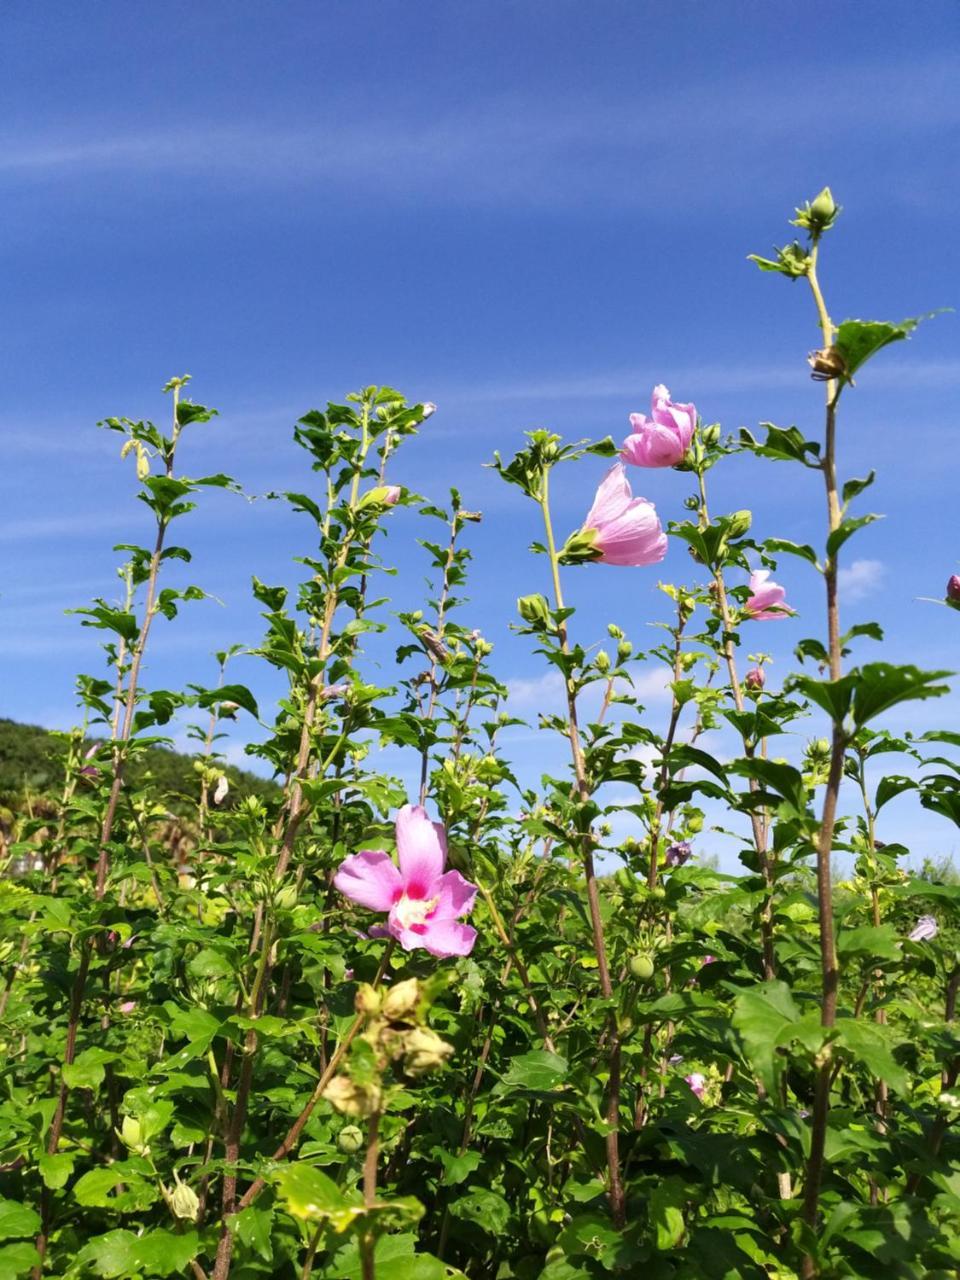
[697,467,776,979]
[539,470,624,1228]
[801,238,844,1278]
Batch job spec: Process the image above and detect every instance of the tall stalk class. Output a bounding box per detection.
[800,232,844,1276]
[538,469,625,1228]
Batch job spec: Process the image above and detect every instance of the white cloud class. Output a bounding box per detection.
[0,54,955,211]
[837,558,885,602]
[505,671,565,708]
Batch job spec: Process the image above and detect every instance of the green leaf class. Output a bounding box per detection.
[834,315,927,380]
[0,1201,41,1242]
[875,774,916,811]
[851,663,951,729]
[38,1153,74,1191]
[495,1050,568,1094]
[62,1048,118,1090]
[732,981,801,1092]
[836,924,902,964]
[0,1241,40,1279]
[842,471,875,504]
[790,674,855,723]
[449,1187,511,1236]
[649,1176,687,1250]
[742,422,820,466]
[765,538,819,566]
[826,513,881,559]
[438,1149,482,1186]
[196,683,259,718]
[835,1020,909,1093]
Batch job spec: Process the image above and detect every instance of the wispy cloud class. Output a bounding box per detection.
[837,558,886,602]
[1,54,956,210]
[0,513,124,542]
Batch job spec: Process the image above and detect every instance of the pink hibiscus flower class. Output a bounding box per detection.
[333,804,478,958]
[744,570,794,620]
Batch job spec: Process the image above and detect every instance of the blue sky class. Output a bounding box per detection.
[1,1,958,868]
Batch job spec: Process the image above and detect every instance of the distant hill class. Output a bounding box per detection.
[0,716,280,812]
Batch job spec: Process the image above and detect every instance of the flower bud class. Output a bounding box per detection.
[947,575,960,604]
[401,1027,454,1077]
[616,639,633,662]
[355,984,382,1015]
[607,623,624,640]
[685,812,704,834]
[745,666,765,691]
[517,594,551,628]
[420,402,437,420]
[337,1124,364,1154]
[360,485,402,509]
[629,953,654,980]
[213,775,229,806]
[120,1116,147,1154]
[322,1075,382,1117]
[136,447,150,481]
[595,649,611,673]
[382,978,421,1021]
[169,1179,200,1221]
[808,187,838,230]
[275,884,297,911]
[726,510,752,540]
[700,423,722,448]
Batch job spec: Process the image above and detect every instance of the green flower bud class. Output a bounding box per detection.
[275,884,297,911]
[686,812,704,834]
[726,510,752,540]
[617,640,633,662]
[629,954,655,980]
[337,1124,364,1154]
[607,623,624,640]
[169,1179,200,1221]
[700,423,722,447]
[595,649,611,673]
[517,593,551,628]
[120,1115,147,1154]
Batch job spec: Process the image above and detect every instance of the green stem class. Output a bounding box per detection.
[801,237,844,1277]
[539,470,624,1228]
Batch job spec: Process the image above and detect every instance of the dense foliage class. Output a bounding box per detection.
[1,191,959,1280]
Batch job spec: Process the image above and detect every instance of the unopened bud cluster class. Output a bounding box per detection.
[321,977,454,1119]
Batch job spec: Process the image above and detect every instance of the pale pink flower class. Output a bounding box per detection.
[685,1071,706,1100]
[908,915,938,942]
[701,955,717,967]
[621,384,696,468]
[745,570,794,620]
[745,666,765,690]
[383,485,402,505]
[580,464,668,567]
[334,805,477,957]
[118,1000,136,1014]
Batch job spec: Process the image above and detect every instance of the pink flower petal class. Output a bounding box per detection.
[584,464,632,528]
[593,497,668,566]
[429,869,478,919]
[621,424,687,468]
[334,850,403,912]
[395,804,447,895]
[418,918,478,958]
